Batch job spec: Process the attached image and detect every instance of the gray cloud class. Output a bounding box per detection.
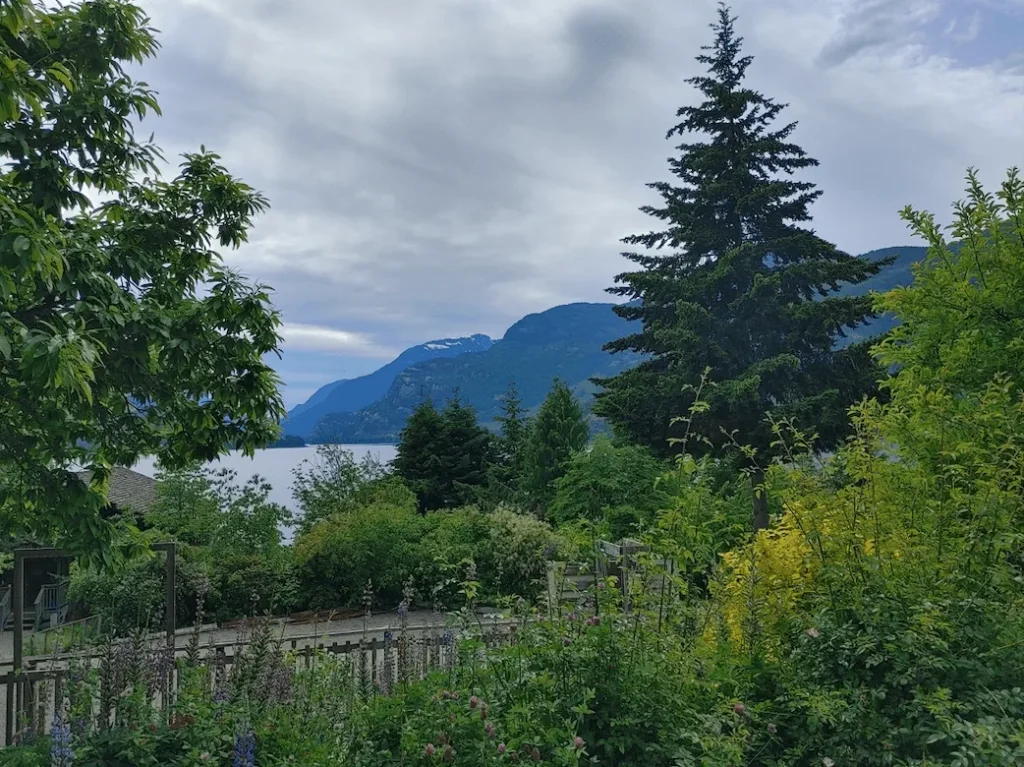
[136,0,1024,406]
[816,0,941,68]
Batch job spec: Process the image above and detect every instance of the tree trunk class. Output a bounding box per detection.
[751,467,769,532]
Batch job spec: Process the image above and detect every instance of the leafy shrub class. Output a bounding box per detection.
[291,445,404,535]
[295,503,428,608]
[420,507,493,607]
[147,468,291,555]
[67,547,208,633]
[483,507,567,601]
[549,436,670,538]
[204,549,298,622]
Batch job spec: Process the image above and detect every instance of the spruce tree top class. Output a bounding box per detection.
[595,3,889,460]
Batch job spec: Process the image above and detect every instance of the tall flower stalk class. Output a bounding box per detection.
[50,700,73,767]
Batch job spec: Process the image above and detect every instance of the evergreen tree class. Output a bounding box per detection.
[393,399,446,512]
[593,3,888,530]
[485,380,529,504]
[437,391,494,508]
[393,393,494,511]
[522,380,590,514]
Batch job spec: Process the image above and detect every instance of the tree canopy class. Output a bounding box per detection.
[521,379,590,514]
[392,393,494,512]
[593,3,887,528]
[0,0,284,556]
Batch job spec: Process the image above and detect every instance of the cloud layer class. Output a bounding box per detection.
[134,0,1024,405]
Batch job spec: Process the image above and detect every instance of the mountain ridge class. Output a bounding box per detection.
[288,246,930,444]
[281,333,493,438]
[310,302,643,443]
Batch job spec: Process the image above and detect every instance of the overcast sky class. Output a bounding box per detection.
[135,0,1024,407]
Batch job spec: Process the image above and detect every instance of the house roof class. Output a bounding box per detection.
[75,467,158,513]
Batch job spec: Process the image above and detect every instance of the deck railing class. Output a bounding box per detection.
[32,584,66,632]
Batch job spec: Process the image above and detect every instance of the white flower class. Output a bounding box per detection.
[823,758,835,767]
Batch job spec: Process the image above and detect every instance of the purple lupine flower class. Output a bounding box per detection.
[50,704,73,767]
[397,600,410,620]
[232,729,256,767]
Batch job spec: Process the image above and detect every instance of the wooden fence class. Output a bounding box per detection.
[0,621,514,749]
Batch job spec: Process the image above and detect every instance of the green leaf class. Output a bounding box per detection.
[47,63,75,91]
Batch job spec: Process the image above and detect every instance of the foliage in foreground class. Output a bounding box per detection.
[0,0,284,557]
[69,468,297,629]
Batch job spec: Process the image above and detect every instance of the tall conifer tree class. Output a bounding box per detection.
[393,399,446,512]
[438,391,494,507]
[522,379,590,514]
[594,4,889,530]
[484,380,529,505]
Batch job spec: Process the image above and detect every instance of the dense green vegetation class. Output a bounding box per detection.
[0,0,284,557]
[593,6,887,531]
[3,1,1023,766]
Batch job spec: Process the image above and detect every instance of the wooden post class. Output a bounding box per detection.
[12,551,24,728]
[12,552,23,676]
[4,672,14,746]
[162,543,177,643]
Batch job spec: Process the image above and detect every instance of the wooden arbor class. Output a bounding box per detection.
[4,542,177,745]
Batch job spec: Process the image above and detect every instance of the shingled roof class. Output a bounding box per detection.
[74,467,158,513]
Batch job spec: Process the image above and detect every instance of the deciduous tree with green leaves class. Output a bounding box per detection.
[593,3,886,530]
[0,0,284,557]
[549,436,671,539]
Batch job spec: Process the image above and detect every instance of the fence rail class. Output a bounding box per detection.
[0,620,514,748]
[33,584,66,633]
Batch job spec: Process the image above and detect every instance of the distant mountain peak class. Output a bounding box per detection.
[281,333,493,439]
[419,334,492,352]
[284,245,928,444]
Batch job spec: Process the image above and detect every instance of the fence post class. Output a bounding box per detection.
[12,551,24,730]
[163,543,176,642]
[4,673,14,746]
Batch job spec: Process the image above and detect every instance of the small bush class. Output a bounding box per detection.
[67,549,208,633]
[205,549,298,622]
[549,437,669,538]
[295,503,428,608]
[484,507,567,601]
[420,507,493,607]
